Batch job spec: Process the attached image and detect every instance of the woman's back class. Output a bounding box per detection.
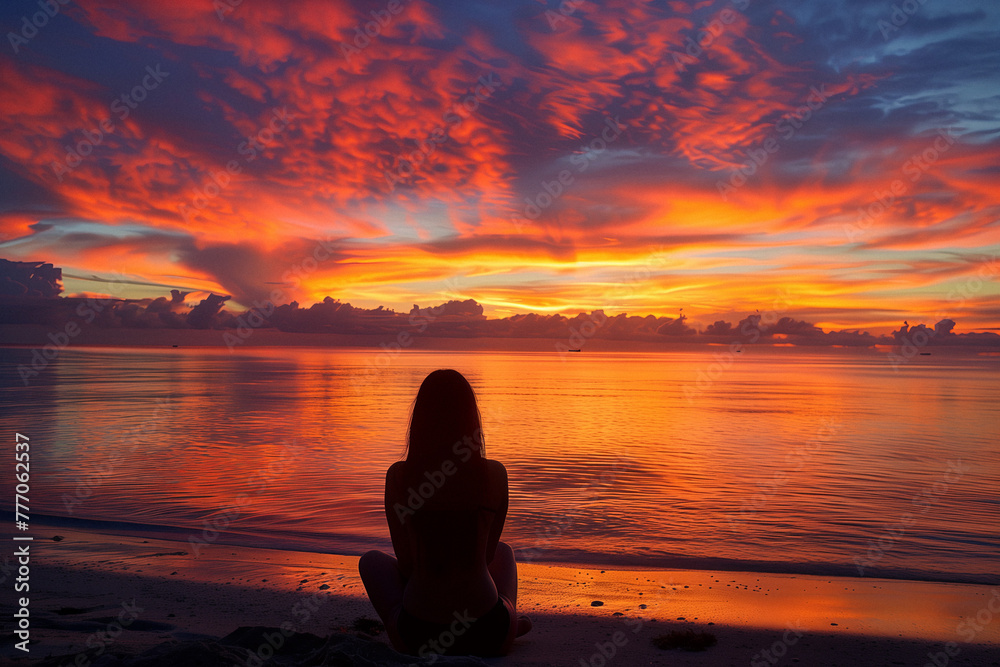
[387,457,508,621]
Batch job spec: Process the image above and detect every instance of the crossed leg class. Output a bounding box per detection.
[358,549,407,651]
[359,543,531,656]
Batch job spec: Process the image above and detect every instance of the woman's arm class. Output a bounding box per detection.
[385,462,413,577]
[485,460,509,564]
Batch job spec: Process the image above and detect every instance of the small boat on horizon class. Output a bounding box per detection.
[568,349,581,352]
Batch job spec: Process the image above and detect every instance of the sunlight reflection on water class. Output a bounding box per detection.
[1,345,997,582]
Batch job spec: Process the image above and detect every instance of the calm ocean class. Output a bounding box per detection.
[1,345,997,583]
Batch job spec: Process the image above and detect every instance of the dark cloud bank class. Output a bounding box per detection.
[1,258,997,348]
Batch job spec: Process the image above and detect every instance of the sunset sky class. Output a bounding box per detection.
[1,0,998,334]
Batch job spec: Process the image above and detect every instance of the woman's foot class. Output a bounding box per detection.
[516,615,532,637]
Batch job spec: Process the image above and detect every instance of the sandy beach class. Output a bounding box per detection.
[6,525,998,667]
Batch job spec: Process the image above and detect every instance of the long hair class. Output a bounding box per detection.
[406,369,485,463]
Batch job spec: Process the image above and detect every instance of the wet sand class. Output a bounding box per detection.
[7,527,999,666]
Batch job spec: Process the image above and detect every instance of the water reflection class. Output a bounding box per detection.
[0,346,996,583]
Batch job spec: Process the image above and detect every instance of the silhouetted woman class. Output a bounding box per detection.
[359,369,530,658]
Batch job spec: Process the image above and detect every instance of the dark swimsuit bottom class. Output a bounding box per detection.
[397,596,511,657]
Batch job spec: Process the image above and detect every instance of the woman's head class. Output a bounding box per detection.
[406,369,484,462]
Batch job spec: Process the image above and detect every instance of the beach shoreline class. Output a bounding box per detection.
[7,526,999,666]
[16,512,998,587]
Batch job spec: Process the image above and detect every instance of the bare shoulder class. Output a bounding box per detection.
[385,460,407,485]
[483,459,507,479]
[483,458,508,488]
